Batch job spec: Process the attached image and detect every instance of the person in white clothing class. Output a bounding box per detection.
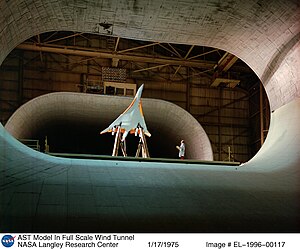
[177,140,185,159]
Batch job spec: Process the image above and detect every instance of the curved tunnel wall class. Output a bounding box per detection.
[0,0,300,232]
[4,92,214,160]
[0,98,299,232]
[0,1,299,110]
[0,0,298,168]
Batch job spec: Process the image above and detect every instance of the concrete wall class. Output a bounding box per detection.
[0,48,254,162]
[4,92,213,160]
[0,99,299,232]
[0,0,299,232]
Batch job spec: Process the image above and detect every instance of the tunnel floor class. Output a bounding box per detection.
[47,152,240,166]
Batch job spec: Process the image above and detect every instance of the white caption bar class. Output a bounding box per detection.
[1,233,299,249]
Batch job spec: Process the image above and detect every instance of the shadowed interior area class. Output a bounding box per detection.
[5,92,213,160]
[34,122,178,158]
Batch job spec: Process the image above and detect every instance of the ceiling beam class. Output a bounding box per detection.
[44,32,84,44]
[187,49,219,60]
[167,43,182,58]
[37,34,43,63]
[216,52,238,72]
[43,31,58,42]
[158,44,180,57]
[133,64,169,73]
[172,45,195,78]
[172,65,182,78]
[185,45,195,59]
[114,37,120,51]
[17,43,216,69]
[118,42,160,54]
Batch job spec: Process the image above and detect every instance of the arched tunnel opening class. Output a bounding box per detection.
[5,93,213,160]
[0,31,271,162]
[35,121,177,159]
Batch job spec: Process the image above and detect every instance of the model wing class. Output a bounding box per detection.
[100,84,151,138]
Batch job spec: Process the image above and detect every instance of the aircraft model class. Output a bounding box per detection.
[100,84,151,157]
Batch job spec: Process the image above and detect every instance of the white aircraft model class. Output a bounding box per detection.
[100,84,151,157]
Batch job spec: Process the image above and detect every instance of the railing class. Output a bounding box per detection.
[19,139,40,151]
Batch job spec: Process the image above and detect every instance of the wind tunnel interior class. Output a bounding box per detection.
[35,121,178,158]
[5,93,213,160]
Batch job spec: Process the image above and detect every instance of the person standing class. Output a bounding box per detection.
[177,140,185,159]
